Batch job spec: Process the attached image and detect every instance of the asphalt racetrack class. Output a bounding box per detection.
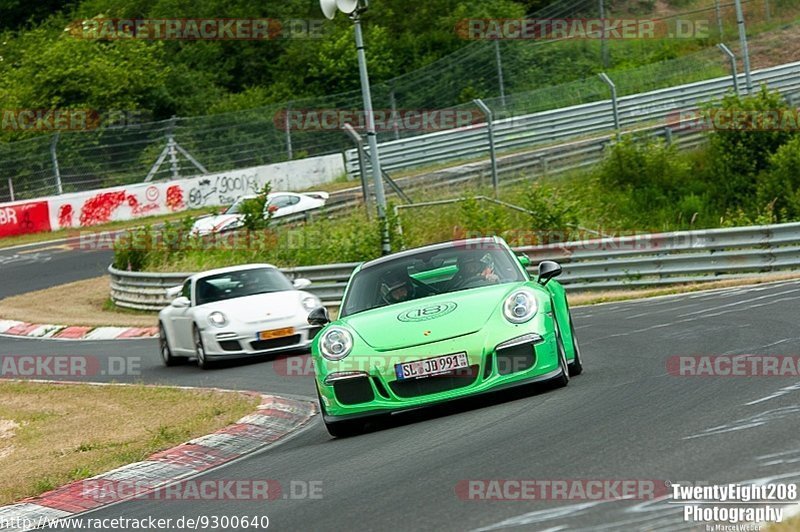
[2,250,799,531]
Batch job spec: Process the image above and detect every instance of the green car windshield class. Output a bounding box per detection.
[340,244,527,317]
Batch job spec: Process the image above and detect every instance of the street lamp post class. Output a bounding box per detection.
[321,0,391,255]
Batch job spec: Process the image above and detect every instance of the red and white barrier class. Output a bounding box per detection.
[0,153,344,238]
[0,200,52,237]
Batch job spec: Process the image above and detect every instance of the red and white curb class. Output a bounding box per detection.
[0,389,316,531]
[0,320,158,341]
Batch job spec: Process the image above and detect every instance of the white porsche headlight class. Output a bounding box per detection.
[208,311,228,327]
[319,327,353,361]
[503,290,538,324]
[302,296,321,312]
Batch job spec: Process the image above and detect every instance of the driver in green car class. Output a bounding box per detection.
[381,269,416,304]
[453,253,500,288]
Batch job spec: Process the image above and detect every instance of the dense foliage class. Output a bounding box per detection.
[113,88,800,271]
[0,0,714,143]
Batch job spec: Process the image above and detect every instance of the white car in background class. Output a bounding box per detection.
[158,264,323,369]
[191,191,330,235]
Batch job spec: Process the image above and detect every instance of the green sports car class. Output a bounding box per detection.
[307,237,583,437]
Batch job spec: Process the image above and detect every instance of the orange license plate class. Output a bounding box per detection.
[257,327,294,341]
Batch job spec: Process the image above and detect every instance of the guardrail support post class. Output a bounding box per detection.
[343,123,372,219]
[7,177,14,202]
[718,43,740,96]
[473,98,499,198]
[50,132,63,195]
[598,73,621,141]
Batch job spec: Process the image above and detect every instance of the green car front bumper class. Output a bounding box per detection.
[315,315,565,422]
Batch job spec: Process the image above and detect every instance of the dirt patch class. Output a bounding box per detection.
[0,381,258,504]
[748,23,800,70]
[0,419,19,460]
[0,276,155,328]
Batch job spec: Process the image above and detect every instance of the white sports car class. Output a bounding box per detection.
[158,264,323,369]
[191,191,330,235]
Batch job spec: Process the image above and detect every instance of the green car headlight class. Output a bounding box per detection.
[503,290,538,324]
[320,327,353,361]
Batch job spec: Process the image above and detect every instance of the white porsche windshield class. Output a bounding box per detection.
[195,268,294,306]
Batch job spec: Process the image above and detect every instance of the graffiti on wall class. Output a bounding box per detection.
[186,173,258,208]
[2,153,344,238]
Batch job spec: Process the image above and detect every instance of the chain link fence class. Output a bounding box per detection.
[0,0,795,203]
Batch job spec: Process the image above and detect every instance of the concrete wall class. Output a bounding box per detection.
[0,153,345,236]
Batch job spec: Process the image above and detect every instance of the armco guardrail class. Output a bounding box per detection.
[279,120,708,226]
[109,221,800,311]
[108,262,359,311]
[344,61,800,177]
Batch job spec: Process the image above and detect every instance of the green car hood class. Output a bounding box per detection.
[340,283,522,351]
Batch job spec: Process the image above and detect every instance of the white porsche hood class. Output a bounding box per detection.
[196,291,309,325]
[191,214,243,235]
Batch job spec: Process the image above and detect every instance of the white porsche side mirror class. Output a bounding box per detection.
[293,278,312,289]
[171,296,191,308]
[166,285,183,299]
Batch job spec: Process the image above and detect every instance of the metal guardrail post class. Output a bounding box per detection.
[285,101,294,160]
[473,98,499,198]
[343,124,372,219]
[50,133,63,195]
[718,44,740,97]
[734,0,753,93]
[389,84,400,141]
[598,73,621,141]
[494,40,507,109]
[599,0,608,68]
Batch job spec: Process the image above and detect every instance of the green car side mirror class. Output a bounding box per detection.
[537,260,562,286]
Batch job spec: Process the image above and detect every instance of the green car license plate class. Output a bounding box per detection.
[395,353,469,381]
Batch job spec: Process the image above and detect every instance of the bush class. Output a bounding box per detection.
[757,136,800,220]
[112,225,151,271]
[702,86,798,210]
[239,183,273,232]
[519,182,578,243]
